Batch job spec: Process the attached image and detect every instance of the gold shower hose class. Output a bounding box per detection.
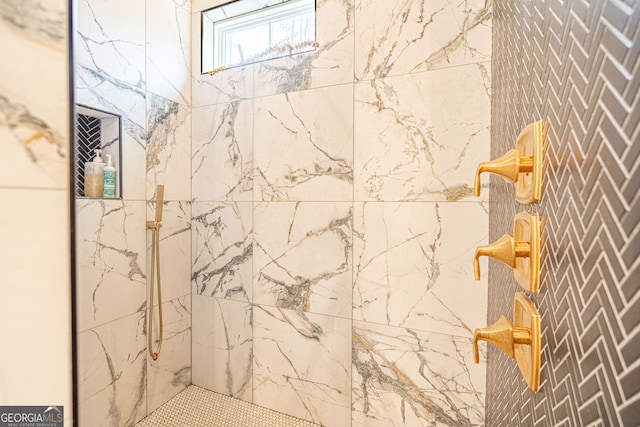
[147,185,165,361]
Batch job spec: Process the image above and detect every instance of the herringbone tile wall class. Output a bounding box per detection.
[75,113,101,196]
[488,1,640,426]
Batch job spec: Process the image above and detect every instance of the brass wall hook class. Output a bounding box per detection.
[473,293,542,391]
[474,212,541,293]
[474,121,547,204]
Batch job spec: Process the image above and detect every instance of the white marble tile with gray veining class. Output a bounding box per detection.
[76,199,147,331]
[253,305,351,426]
[173,0,190,11]
[76,0,146,90]
[354,0,491,81]
[0,94,67,188]
[0,0,71,123]
[254,84,353,201]
[192,101,253,201]
[191,13,254,107]
[352,321,486,427]
[146,201,191,303]
[0,0,68,123]
[146,296,192,413]
[355,63,491,202]
[75,65,148,200]
[145,94,191,202]
[192,202,252,301]
[146,0,191,105]
[254,202,352,317]
[192,295,253,402]
[0,0,66,44]
[253,0,354,98]
[353,202,488,337]
[0,0,68,189]
[77,311,147,427]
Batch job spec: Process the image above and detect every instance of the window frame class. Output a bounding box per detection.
[201,0,317,73]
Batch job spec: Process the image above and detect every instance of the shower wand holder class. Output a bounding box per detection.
[146,220,162,230]
[474,121,547,204]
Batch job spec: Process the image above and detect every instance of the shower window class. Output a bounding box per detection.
[201,0,316,73]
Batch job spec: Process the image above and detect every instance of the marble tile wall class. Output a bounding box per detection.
[191,0,492,425]
[0,1,73,425]
[75,0,192,424]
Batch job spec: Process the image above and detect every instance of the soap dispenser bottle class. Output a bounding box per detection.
[84,149,105,197]
[103,154,117,198]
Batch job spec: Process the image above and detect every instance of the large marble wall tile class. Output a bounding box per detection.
[0,94,67,189]
[0,2,67,124]
[1,1,72,421]
[191,13,253,107]
[254,84,353,201]
[253,202,352,317]
[354,63,491,202]
[76,199,147,331]
[146,0,191,105]
[0,3,68,189]
[147,296,192,413]
[253,305,351,426]
[77,311,147,427]
[253,0,354,98]
[146,93,191,202]
[353,202,488,337]
[76,0,145,90]
[0,188,72,417]
[192,295,253,401]
[175,0,191,12]
[75,68,147,200]
[354,0,491,81]
[192,202,252,301]
[147,201,191,303]
[352,321,485,427]
[192,101,253,201]
[0,1,66,44]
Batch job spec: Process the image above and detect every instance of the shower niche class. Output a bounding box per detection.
[74,105,122,198]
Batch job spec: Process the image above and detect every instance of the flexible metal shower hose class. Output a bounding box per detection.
[148,222,163,361]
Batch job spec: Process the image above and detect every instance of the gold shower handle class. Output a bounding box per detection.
[474,234,531,280]
[473,293,542,391]
[474,121,547,203]
[474,149,533,196]
[472,315,531,363]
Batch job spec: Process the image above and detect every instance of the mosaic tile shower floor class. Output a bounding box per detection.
[134,386,320,427]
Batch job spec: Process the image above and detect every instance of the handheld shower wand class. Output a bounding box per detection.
[147,185,165,360]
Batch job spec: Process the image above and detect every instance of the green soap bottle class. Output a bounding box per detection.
[103,154,117,198]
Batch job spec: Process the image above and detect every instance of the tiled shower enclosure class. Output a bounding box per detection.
[74,0,492,425]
